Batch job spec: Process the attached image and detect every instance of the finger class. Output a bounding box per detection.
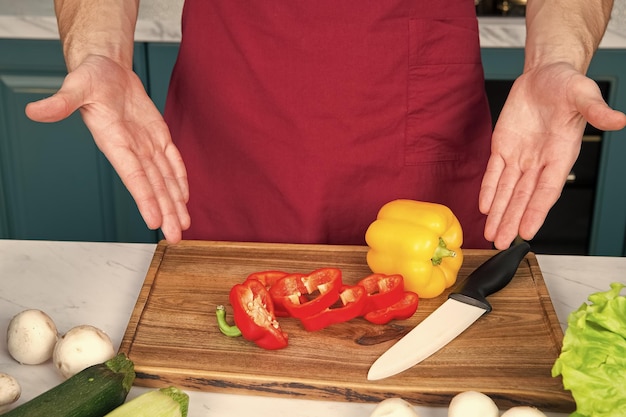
[108,145,186,244]
[112,151,165,232]
[479,154,505,215]
[490,168,541,249]
[25,74,86,123]
[163,156,191,232]
[573,78,626,131]
[164,143,190,205]
[483,164,523,243]
[142,119,190,230]
[150,147,191,240]
[581,101,626,132]
[25,92,83,123]
[517,164,569,241]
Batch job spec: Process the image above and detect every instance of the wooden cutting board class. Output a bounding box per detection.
[119,240,575,412]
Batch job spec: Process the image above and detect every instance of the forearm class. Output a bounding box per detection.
[524,0,613,73]
[54,0,139,71]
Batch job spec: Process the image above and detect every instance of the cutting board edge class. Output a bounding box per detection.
[127,363,576,412]
[119,242,167,354]
[527,254,566,353]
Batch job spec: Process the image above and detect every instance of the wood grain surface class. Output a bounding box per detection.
[119,240,575,412]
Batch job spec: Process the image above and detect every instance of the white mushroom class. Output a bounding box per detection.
[0,372,21,412]
[53,325,115,379]
[501,406,548,417]
[448,391,499,417]
[370,398,421,417]
[6,309,59,364]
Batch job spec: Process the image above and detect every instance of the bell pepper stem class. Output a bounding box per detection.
[431,237,456,266]
[216,305,242,337]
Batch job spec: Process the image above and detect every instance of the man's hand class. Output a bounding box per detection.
[479,62,626,249]
[25,55,191,243]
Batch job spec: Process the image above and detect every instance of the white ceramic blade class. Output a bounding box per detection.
[367,298,487,380]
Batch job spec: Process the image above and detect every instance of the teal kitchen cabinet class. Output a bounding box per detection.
[145,43,180,113]
[0,39,158,242]
[482,48,626,256]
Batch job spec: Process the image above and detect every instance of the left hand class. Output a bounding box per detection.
[479,62,626,249]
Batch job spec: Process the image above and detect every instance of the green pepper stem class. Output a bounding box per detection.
[216,305,242,337]
[431,237,456,266]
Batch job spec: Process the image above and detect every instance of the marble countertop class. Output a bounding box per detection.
[1,239,625,416]
[0,0,183,43]
[1,0,626,48]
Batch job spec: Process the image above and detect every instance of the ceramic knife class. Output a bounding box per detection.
[367,241,531,381]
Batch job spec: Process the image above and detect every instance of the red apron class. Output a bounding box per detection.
[164,0,492,248]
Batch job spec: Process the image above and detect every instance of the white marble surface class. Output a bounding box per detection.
[478,16,626,48]
[609,0,626,37]
[1,239,624,416]
[0,0,183,42]
[1,0,626,48]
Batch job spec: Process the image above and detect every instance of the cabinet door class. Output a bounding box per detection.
[0,39,158,242]
[146,43,180,113]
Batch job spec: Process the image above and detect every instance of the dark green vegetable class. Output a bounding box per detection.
[552,282,626,417]
[4,353,135,417]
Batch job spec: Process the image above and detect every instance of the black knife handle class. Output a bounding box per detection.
[448,241,531,313]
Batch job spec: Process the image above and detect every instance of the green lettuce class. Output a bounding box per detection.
[552,282,626,417]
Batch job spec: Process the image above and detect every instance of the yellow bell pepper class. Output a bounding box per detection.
[365,199,463,299]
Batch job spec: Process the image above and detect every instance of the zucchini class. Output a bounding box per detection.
[4,353,135,417]
[104,386,189,417]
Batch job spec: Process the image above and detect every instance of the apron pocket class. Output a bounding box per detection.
[405,18,486,165]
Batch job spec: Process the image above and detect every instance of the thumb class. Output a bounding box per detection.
[25,76,85,123]
[574,78,626,131]
[584,100,626,132]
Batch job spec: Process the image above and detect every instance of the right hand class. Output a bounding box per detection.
[479,62,626,249]
[25,55,190,243]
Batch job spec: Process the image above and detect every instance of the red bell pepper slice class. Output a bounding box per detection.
[245,270,293,317]
[357,274,405,315]
[269,268,342,319]
[245,270,289,287]
[299,285,367,331]
[363,291,419,325]
[228,279,288,350]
